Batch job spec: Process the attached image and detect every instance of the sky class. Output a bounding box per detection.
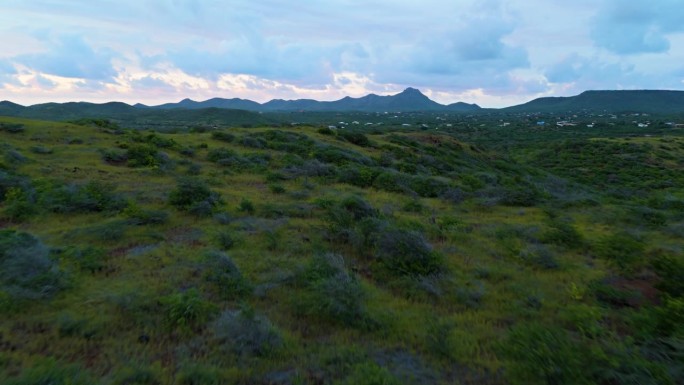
[1,0,683,108]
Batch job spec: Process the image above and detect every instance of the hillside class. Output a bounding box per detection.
[0,102,278,130]
[138,88,482,112]
[0,115,682,384]
[503,90,684,114]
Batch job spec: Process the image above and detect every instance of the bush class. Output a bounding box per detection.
[126,144,160,167]
[596,232,645,272]
[101,148,128,164]
[519,245,560,270]
[652,255,684,297]
[125,204,169,225]
[212,308,282,357]
[541,219,584,249]
[375,229,442,277]
[203,250,251,299]
[41,180,126,214]
[297,253,368,328]
[162,288,217,332]
[238,198,255,214]
[61,246,107,273]
[211,131,236,143]
[0,122,25,133]
[169,178,221,213]
[2,359,92,385]
[339,131,371,147]
[502,323,604,385]
[0,230,66,308]
[333,362,400,385]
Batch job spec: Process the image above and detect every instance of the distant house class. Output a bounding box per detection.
[638,123,649,128]
[536,121,545,126]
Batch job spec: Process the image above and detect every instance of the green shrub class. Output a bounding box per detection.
[41,180,126,213]
[652,255,684,297]
[2,186,37,221]
[519,245,560,270]
[101,148,128,164]
[502,323,604,385]
[0,230,66,309]
[61,246,107,273]
[375,229,442,277]
[2,359,92,385]
[176,364,224,385]
[333,362,400,385]
[297,253,368,328]
[339,131,371,147]
[0,122,25,133]
[212,308,282,357]
[162,288,217,332]
[203,250,251,299]
[169,178,221,213]
[125,204,169,225]
[269,183,286,194]
[596,232,645,272]
[211,131,236,143]
[238,198,255,214]
[126,144,160,167]
[541,219,584,249]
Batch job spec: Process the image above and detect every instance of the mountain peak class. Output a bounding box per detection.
[400,87,423,95]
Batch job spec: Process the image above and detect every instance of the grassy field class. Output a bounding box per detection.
[0,115,682,384]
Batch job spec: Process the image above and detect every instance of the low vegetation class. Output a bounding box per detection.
[0,112,682,384]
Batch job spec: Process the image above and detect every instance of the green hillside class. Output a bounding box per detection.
[503,90,684,114]
[0,115,682,384]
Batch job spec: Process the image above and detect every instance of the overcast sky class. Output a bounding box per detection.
[1,0,683,107]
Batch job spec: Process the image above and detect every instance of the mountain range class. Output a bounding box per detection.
[1,89,683,123]
[134,87,481,113]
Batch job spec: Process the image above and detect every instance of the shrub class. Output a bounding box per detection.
[203,250,251,299]
[334,362,400,385]
[297,253,368,328]
[2,359,92,385]
[0,230,66,308]
[211,131,236,143]
[61,246,107,273]
[238,198,255,214]
[207,148,236,163]
[502,323,604,385]
[176,365,224,385]
[2,186,37,221]
[162,288,217,332]
[541,219,584,249]
[519,245,560,270]
[30,146,53,155]
[215,231,235,250]
[375,229,442,277]
[339,131,371,147]
[596,232,645,272]
[269,183,286,194]
[125,204,169,225]
[500,186,541,207]
[126,144,160,167]
[41,180,126,213]
[168,178,221,212]
[212,308,282,357]
[101,148,128,164]
[338,166,380,188]
[0,122,25,133]
[652,255,684,297]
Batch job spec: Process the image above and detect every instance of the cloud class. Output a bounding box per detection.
[15,35,118,80]
[591,0,684,54]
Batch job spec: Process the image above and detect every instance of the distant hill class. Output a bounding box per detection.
[503,90,684,114]
[0,101,277,130]
[139,87,482,113]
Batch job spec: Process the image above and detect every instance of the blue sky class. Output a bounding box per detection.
[1,0,683,107]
